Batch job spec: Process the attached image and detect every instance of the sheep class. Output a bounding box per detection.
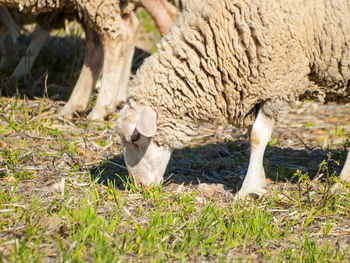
[0,0,139,120]
[115,0,350,198]
[2,7,76,79]
[0,0,184,120]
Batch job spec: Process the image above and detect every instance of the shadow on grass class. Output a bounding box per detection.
[90,139,347,193]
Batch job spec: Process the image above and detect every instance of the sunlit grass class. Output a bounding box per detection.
[0,98,349,262]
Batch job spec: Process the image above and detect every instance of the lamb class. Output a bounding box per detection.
[0,0,139,120]
[115,0,350,198]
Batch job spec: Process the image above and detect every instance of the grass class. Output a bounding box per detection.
[0,97,349,262]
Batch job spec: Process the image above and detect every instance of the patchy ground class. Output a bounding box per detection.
[0,13,350,263]
[0,94,349,262]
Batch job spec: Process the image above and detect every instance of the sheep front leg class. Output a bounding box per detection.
[60,25,103,116]
[88,12,138,120]
[340,151,350,182]
[339,150,350,182]
[237,109,275,198]
[11,24,50,79]
[139,0,177,35]
[332,149,350,191]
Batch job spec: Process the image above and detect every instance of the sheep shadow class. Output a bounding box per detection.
[0,33,150,101]
[90,139,347,193]
[0,34,85,100]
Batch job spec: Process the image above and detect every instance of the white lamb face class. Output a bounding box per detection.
[115,104,172,188]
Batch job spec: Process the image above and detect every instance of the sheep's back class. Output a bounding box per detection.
[129,0,350,148]
[133,0,312,127]
[0,0,136,40]
[0,0,70,13]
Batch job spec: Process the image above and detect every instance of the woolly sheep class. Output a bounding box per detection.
[0,0,139,120]
[1,7,76,79]
[0,0,183,120]
[115,0,350,197]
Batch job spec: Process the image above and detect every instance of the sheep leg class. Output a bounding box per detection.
[0,33,18,70]
[88,12,138,120]
[60,25,103,116]
[0,30,11,70]
[237,109,275,198]
[0,7,18,70]
[332,149,350,191]
[115,38,137,106]
[115,15,140,112]
[11,24,50,78]
[86,36,125,120]
[139,0,177,35]
[0,7,18,38]
[340,150,350,182]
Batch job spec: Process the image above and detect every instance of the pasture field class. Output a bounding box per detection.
[0,10,350,263]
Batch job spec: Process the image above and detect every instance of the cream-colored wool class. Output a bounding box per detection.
[0,0,135,40]
[0,0,138,120]
[126,0,350,149]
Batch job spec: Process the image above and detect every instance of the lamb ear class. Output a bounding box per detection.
[136,106,157,137]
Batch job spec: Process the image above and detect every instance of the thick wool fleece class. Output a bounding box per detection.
[0,0,69,12]
[0,0,136,39]
[128,0,350,149]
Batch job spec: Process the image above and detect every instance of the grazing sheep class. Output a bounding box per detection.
[115,0,350,197]
[0,0,139,120]
[0,0,183,120]
[3,7,76,79]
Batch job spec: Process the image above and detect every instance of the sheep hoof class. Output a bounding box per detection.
[59,107,73,116]
[248,193,260,200]
[330,182,343,193]
[87,108,109,121]
[235,187,267,201]
[60,102,87,116]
